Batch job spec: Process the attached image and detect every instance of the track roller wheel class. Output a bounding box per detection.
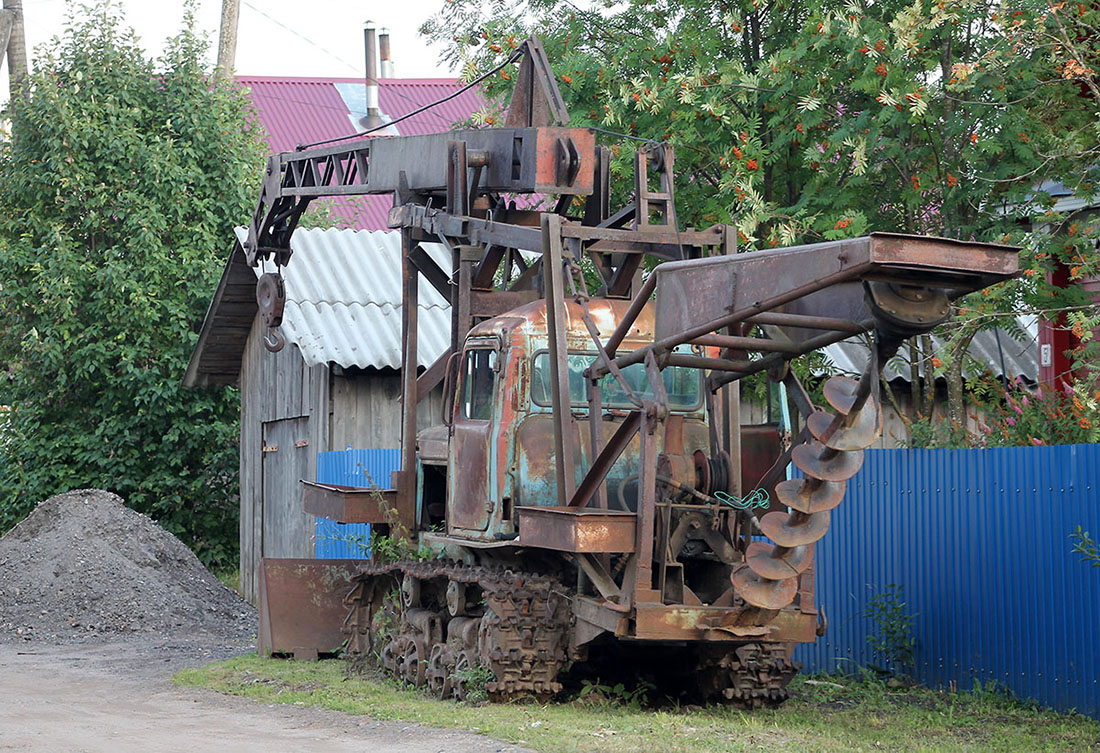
[425,643,453,698]
[397,635,427,687]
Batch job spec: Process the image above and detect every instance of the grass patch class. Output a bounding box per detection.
[212,567,241,595]
[174,655,1100,752]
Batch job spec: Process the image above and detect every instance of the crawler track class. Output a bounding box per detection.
[343,560,804,707]
[342,561,570,700]
[694,643,801,708]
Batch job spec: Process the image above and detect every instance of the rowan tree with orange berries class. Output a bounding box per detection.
[423,0,1100,441]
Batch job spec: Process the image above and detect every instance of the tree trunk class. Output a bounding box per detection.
[946,329,977,427]
[921,334,935,411]
[216,0,240,75]
[908,340,923,419]
[3,0,27,94]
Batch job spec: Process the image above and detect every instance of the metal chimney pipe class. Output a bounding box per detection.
[360,22,386,130]
[379,28,394,78]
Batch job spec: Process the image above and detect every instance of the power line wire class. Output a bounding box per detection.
[296,48,522,150]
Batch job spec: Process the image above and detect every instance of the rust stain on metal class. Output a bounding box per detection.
[257,558,367,658]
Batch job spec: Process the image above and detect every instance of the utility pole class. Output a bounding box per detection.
[216,0,240,75]
[3,0,27,94]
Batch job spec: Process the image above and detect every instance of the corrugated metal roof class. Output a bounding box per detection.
[334,78,482,137]
[237,76,482,231]
[823,318,1038,383]
[234,227,451,370]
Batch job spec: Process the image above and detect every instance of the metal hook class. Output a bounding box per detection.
[263,327,286,353]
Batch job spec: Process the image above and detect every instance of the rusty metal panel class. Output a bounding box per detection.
[302,481,393,524]
[450,422,492,532]
[740,423,783,509]
[653,255,739,341]
[257,558,367,657]
[364,127,596,196]
[868,232,1019,278]
[633,604,817,642]
[516,506,636,552]
[530,128,596,193]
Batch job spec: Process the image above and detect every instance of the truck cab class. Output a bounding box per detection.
[419,298,714,542]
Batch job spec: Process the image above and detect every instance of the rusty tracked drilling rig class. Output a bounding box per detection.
[245,39,1018,706]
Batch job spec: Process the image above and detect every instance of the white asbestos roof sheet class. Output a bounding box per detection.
[822,316,1038,383]
[234,227,451,370]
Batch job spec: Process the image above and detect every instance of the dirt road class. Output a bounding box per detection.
[0,638,528,753]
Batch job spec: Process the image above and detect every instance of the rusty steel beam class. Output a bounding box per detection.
[633,409,660,605]
[516,507,636,553]
[416,348,452,405]
[408,244,452,305]
[569,411,642,509]
[542,214,576,506]
[707,322,874,390]
[745,312,866,333]
[398,228,419,534]
[666,354,755,372]
[598,265,864,377]
[691,333,801,354]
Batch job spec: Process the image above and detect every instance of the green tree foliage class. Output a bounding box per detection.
[424,0,1100,426]
[0,2,265,568]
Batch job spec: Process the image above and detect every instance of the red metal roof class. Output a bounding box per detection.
[237,75,483,231]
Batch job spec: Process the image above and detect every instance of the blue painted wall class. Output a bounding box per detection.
[313,448,402,559]
[795,444,1100,717]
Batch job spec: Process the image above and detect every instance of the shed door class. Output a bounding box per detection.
[261,417,312,558]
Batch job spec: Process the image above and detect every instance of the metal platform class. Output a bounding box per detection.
[517,506,637,553]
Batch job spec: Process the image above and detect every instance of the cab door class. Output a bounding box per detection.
[448,342,498,532]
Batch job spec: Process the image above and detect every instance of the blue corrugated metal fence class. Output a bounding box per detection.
[314,448,402,559]
[795,444,1100,717]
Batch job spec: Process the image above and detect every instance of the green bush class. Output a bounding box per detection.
[0,1,265,568]
[864,584,916,678]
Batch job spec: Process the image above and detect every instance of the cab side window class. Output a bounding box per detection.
[460,348,497,421]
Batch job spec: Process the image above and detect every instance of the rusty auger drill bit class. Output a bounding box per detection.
[733,370,882,610]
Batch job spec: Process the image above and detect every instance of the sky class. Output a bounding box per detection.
[1,0,458,102]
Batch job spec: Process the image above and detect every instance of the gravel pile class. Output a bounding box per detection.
[0,489,255,643]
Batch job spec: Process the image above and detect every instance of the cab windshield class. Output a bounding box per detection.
[530,349,703,411]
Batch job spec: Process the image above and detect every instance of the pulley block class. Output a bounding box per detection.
[257,272,286,328]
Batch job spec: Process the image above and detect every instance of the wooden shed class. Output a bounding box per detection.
[185,227,450,602]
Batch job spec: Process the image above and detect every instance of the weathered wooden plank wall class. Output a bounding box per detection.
[328,370,442,452]
[239,315,327,603]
